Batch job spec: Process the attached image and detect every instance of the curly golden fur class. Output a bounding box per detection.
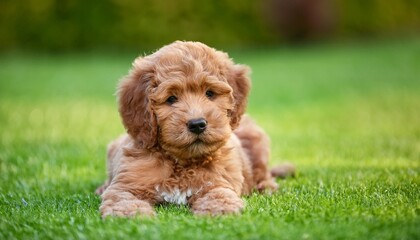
[96,41,292,217]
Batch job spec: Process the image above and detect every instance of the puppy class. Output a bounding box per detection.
[96,41,294,217]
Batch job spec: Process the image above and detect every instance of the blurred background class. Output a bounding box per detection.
[1,0,420,52]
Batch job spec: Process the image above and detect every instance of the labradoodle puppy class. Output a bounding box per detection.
[96,41,294,217]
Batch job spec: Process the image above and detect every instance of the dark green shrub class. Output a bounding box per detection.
[0,0,419,51]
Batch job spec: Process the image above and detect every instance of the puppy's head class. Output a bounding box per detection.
[118,41,250,159]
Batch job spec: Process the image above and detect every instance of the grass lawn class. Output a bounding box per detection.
[0,38,419,239]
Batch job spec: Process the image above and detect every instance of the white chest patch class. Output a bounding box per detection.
[157,187,194,205]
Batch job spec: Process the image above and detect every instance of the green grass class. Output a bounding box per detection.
[1,38,419,239]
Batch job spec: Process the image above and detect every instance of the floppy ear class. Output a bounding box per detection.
[117,57,158,149]
[227,64,251,129]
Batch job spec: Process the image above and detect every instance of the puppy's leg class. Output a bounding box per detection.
[234,115,278,193]
[190,187,244,216]
[97,135,156,217]
[100,186,155,218]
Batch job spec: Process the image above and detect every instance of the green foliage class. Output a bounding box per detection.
[336,0,420,36]
[0,38,419,239]
[0,0,272,51]
[1,0,420,51]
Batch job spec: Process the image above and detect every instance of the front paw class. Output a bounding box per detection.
[191,188,244,216]
[100,199,155,218]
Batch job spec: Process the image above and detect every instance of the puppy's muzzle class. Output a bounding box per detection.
[187,118,207,134]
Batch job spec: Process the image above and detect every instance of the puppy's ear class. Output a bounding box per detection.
[118,57,158,149]
[227,64,251,129]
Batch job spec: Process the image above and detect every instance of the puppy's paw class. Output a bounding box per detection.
[191,188,244,216]
[95,181,109,195]
[100,199,155,218]
[271,162,296,179]
[257,179,279,194]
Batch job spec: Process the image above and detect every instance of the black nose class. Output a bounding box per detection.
[187,118,207,134]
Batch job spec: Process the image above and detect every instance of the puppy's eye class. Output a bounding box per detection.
[166,96,178,105]
[206,90,215,99]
